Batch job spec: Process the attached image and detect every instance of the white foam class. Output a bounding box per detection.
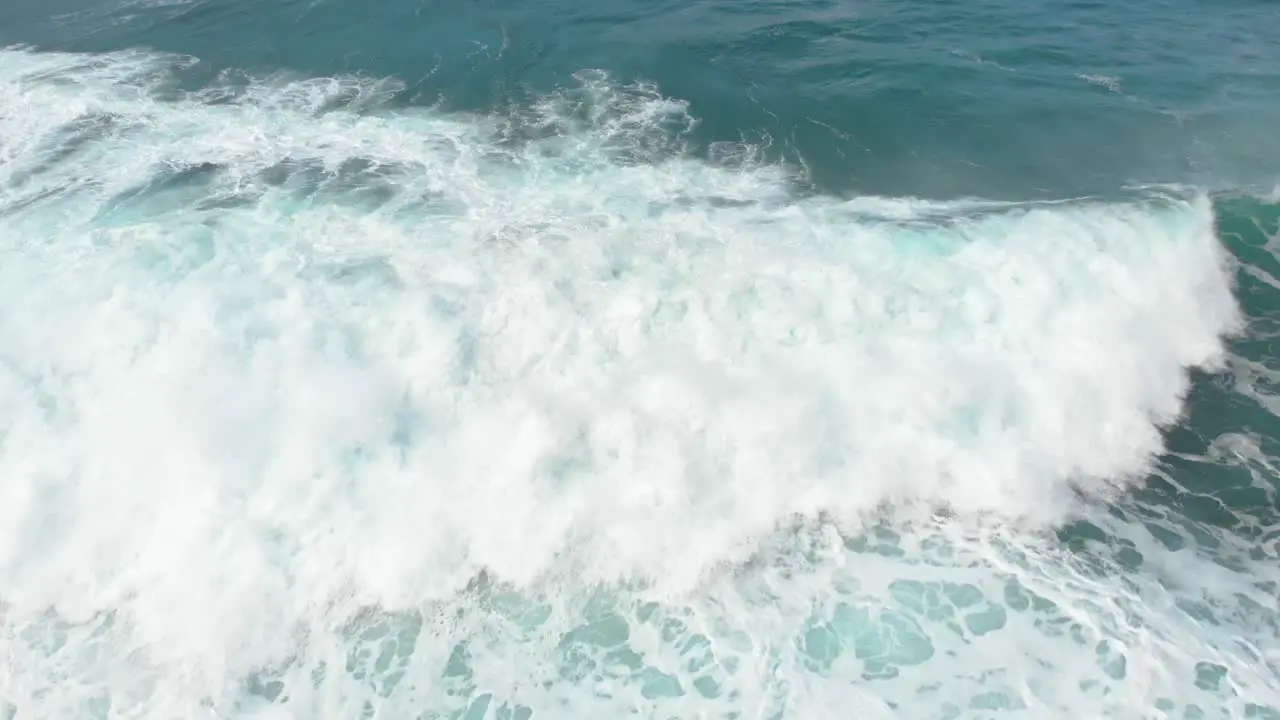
[1077,74,1123,94]
[0,47,1273,718]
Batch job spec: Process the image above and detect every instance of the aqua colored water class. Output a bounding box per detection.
[0,0,1278,717]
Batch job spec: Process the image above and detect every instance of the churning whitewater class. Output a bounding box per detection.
[0,48,1275,719]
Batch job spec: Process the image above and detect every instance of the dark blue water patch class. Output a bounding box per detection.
[92,160,227,225]
[6,111,136,188]
[255,157,409,210]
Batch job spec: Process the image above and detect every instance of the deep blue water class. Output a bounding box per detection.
[0,0,1278,717]
[7,0,1280,197]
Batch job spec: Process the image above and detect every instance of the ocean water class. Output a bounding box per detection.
[1,0,1279,717]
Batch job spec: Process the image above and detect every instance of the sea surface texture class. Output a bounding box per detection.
[1,0,1279,717]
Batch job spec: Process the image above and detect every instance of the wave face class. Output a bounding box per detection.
[0,48,1275,719]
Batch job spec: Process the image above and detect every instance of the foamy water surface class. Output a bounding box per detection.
[0,48,1277,719]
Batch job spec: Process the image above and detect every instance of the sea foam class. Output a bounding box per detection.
[0,48,1272,719]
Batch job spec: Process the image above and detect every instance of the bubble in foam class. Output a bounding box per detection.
[0,46,1275,719]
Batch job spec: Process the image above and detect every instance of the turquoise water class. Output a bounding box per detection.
[0,0,1278,718]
